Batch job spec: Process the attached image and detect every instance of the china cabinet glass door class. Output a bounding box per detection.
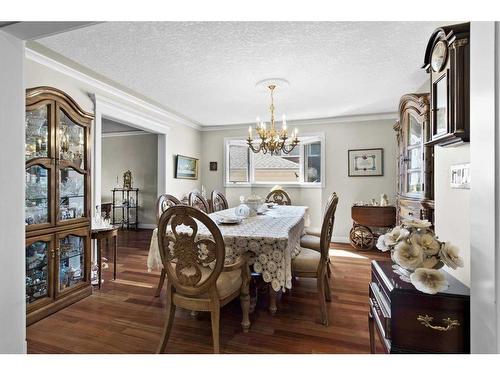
[58,167,86,222]
[26,104,51,161]
[56,106,88,225]
[26,235,54,308]
[26,102,55,230]
[57,108,86,169]
[56,230,88,295]
[404,113,424,197]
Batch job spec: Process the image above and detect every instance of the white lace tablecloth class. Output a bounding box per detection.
[147,205,308,291]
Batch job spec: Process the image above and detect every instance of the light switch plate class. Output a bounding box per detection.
[450,163,470,189]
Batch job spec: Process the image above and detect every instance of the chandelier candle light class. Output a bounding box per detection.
[247,84,299,155]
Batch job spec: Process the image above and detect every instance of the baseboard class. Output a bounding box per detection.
[138,223,156,229]
[332,236,350,244]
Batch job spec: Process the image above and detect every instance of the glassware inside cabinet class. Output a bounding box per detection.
[407,171,423,194]
[26,241,49,304]
[26,105,49,161]
[25,165,49,225]
[58,235,85,291]
[59,168,85,221]
[58,109,85,169]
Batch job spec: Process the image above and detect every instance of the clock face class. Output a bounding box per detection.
[431,41,448,72]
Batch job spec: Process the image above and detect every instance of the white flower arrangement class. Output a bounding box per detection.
[376,219,464,294]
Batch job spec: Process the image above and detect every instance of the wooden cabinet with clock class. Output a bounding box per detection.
[25,87,94,325]
[422,23,470,146]
[394,93,434,224]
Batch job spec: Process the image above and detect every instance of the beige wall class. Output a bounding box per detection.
[434,141,471,286]
[164,125,202,199]
[201,119,398,241]
[102,134,158,226]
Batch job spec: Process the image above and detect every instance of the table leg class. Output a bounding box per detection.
[97,239,102,290]
[113,234,117,280]
[269,285,277,315]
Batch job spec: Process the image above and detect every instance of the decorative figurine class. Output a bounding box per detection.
[123,170,132,189]
[380,193,389,206]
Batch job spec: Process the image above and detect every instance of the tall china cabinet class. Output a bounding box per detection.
[393,93,434,224]
[25,87,93,325]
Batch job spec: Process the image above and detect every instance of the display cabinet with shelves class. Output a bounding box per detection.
[25,87,93,325]
[394,93,434,225]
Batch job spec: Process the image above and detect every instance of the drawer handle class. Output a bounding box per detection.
[417,314,460,331]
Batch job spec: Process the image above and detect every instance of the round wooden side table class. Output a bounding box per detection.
[91,227,119,289]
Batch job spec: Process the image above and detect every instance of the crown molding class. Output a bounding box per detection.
[25,47,202,131]
[101,130,150,138]
[200,112,399,131]
[92,92,171,135]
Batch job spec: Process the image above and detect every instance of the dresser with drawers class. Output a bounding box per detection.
[368,260,470,353]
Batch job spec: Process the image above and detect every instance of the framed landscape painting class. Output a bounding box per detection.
[348,148,384,177]
[175,155,199,180]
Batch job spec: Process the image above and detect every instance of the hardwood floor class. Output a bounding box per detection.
[27,229,389,354]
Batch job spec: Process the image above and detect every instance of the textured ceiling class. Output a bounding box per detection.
[37,21,444,126]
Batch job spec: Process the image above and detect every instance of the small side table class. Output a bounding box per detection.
[91,227,119,290]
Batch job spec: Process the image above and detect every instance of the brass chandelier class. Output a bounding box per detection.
[247,84,299,155]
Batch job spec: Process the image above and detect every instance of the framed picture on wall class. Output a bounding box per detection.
[175,155,199,180]
[348,148,384,177]
[209,161,218,171]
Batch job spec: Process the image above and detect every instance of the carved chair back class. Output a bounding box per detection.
[189,191,211,213]
[157,205,225,297]
[211,190,228,212]
[265,189,292,206]
[156,194,181,224]
[319,193,339,261]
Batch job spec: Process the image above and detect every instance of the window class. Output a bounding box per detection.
[227,143,249,183]
[224,135,324,186]
[304,141,321,183]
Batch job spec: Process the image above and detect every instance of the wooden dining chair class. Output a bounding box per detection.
[303,192,338,238]
[189,191,211,213]
[210,190,228,212]
[265,189,292,206]
[292,192,338,326]
[156,205,251,354]
[154,194,182,297]
[156,194,182,224]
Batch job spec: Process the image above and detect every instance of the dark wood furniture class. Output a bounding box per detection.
[349,206,396,250]
[112,188,139,229]
[394,93,434,225]
[25,86,93,325]
[91,227,118,290]
[422,23,470,146]
[265,189,292,205]
[368,260,470,354]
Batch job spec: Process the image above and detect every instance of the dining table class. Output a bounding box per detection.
[147,205,309,313]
